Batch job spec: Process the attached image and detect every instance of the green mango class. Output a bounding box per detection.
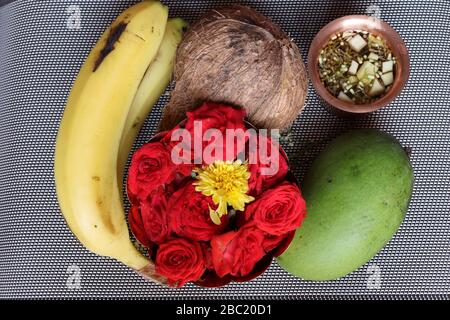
[277,129,413,280]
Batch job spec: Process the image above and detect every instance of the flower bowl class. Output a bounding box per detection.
[126,102,307,288]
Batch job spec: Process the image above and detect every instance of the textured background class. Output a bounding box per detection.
[0,0,449,299]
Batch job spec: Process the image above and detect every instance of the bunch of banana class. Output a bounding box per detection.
[54,1,186,283]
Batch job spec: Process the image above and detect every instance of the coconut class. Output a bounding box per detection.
[159,5,308,131]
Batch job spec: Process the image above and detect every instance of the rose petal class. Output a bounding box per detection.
[211,231,236,277]
[128,206,152,248]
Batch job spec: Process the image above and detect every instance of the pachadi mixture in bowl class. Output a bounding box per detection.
[318,29,396,104]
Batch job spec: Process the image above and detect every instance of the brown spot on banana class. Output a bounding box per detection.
[97,207,118,234]
[94,197,118,233]
[131,116,141,129]
[93,22,127,72]
[124,29,146,41]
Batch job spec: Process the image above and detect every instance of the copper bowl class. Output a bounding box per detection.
[308,15,410,115]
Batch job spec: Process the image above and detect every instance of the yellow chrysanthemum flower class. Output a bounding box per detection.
[193,160,255,225]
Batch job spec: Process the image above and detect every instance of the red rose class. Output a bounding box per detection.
[211,224,266,278]
[262,233,287,253]
[185,102,246,133]
[187,103,247,164]
[248,135,288,196]
[201,243,214,271]
[156,238,206,287]
[140,187,170,244]
[168,183,225,241]
[128,206,152,248]
[127,142,192,202]
[245,181,307,236]
[164,102,248,164]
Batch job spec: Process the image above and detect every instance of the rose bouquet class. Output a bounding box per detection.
[127,102,307,287]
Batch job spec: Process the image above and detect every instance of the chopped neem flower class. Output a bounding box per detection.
[318,29,396,104]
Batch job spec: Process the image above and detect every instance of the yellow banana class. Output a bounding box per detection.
[118,18,187,186]
[54,1,168,273]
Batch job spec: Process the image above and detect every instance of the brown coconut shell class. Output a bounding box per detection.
[159,5,308,131]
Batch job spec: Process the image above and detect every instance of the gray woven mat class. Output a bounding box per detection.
[0,0,449,299]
